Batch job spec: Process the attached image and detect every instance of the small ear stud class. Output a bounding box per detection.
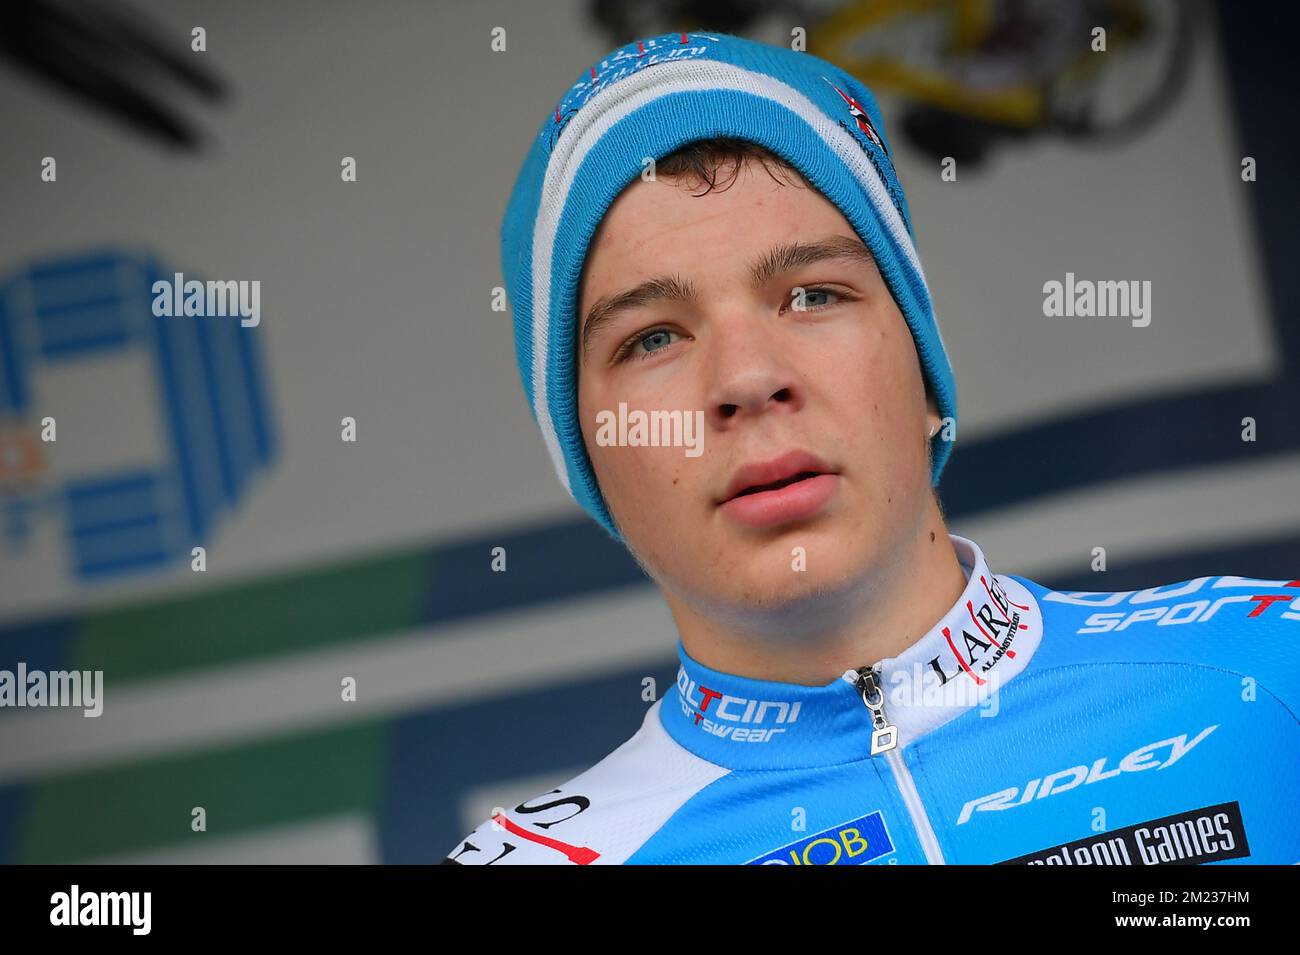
[927,424,937,439]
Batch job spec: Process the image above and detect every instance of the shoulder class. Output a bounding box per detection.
[1012,570,1300,720]
[441,698,730,865]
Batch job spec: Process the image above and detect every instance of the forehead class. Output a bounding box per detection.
[582,163,852,289]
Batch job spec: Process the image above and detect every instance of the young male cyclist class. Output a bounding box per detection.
[443,32,1299,866]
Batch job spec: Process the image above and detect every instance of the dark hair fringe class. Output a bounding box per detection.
[655,136,804,195]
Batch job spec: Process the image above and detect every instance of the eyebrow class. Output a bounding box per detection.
[580,235,879,355]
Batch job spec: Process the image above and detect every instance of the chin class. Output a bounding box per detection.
[677,550,872,637]
[745,570,833,606]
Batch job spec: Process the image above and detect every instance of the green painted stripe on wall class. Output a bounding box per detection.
[18,719,391,864]
[70,549,434,685]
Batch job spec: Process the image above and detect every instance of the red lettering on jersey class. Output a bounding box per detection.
[491,813,600,865]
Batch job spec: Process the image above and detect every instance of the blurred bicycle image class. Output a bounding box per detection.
[592,0,1199,163]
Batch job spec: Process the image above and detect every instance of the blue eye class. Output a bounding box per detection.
[618,327,678,362]
[787,287,842,312]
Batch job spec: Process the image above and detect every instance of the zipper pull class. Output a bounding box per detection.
[855,665,898,756]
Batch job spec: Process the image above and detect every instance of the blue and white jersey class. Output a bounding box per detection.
[442,535,1300,865]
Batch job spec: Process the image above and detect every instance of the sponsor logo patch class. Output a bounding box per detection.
[746,809,896,865]
[998,801,1250,865]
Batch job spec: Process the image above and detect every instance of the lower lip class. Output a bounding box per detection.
[718,474,840,529]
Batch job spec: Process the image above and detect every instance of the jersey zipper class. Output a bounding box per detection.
[854,665,947,865]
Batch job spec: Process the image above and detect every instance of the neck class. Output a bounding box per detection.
[659,533,1043,769]
[665,506,967,686]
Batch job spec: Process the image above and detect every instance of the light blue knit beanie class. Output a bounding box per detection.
[501,31,956,541]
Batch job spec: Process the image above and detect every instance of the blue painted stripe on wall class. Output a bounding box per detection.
[940,380,1300,518]
[195,309,237,504]
[421,516,649,627]
[1034,529,1300,593]
[39,329,132,359]
[235,316,276,464]
[75,546,173,580]
[148,258,205,541]
[0,785,25,868]
[0,615,77,677]
[0,289,25,413]
[26,251,120,291]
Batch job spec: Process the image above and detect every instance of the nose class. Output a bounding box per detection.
[702,315,805,430]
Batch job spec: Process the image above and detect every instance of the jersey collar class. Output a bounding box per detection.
[658,534,1044,770]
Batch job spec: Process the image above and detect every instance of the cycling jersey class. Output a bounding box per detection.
[442,534,1300,865]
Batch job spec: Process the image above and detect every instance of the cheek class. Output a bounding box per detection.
[602,446,687,508]
[593,449,700,566]
[578,394,696,534]
[821,322,917,419]
[815,319,927,485]
[579,371,703,506]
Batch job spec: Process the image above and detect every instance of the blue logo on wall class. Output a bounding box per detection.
[0,249,277,581]
[747,809,896,865]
